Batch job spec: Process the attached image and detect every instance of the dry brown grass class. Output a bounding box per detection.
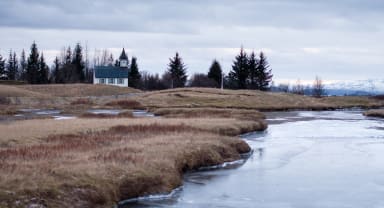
[0,118,265,147]
[70,98,94,105]
[363,109,384,118]
[14,84,140,97]
[0,84,141,110]
[0,105,17,115]
[152,107,265,121]
[105,99,144,109]
[0,117,258,207]
[137,88,384,110]
[3,85,383,113]
[0,85,47,97]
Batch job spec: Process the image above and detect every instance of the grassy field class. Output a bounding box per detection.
[0,117,264,208]
[137,88,384,111]
[0,84,140,98]
[0,84,140,113]
[1,85,383,113]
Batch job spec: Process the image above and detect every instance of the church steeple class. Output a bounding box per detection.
[119,48,129,68]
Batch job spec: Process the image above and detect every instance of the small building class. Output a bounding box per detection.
[94,48,130,87]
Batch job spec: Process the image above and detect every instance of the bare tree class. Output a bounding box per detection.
[278,83,290,93]
[189,73,217,87]
[312,76,325,98]
[100,49,110,66]
[292,79,304,95]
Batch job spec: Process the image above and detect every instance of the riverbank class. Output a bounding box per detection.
[0,117,266,208]
[363,109,384,118]
[145,110,384,208]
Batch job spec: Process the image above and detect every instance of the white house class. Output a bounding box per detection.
[93,48,130,87]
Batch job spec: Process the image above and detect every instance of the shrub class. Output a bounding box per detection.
[105,100,144,109]
[70,98,93,105]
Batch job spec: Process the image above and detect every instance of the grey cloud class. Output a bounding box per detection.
[0,0,383,81]
[1,0,384,32]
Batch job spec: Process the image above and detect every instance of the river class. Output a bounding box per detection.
[125,110,384,208]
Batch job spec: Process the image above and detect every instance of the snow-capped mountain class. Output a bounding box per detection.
[325,79,384,96]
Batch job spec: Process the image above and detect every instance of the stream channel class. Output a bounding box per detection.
[124,110,384,208]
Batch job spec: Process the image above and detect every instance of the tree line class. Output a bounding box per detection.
[140,47,273,91]
[272,76,326,97]
[0,42,90,84]
[0,42,275,91]
[1,42,327,97]
[0,43,274,91]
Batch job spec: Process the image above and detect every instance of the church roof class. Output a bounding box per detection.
[119,48,128,60]
[94,66,129,78]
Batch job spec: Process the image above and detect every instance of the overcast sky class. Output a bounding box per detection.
[0,0,383,83]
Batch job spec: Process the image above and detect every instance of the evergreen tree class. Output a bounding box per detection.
[247,51,258,89]
[38,53,49,84]
[19,50,27,81]
[72,43,85,82]
[225,73,238,89]
[52,56,62,83]
[167,52,187,88]
[65,47,72,65]
[62,46,73,82]
[255,52,273,91]
[26,42,40,84]
[6,51,18,80]
[229,47,249,89]
[128,56,141,88]
[13,52,19,80]
[207,59,222,88]
[0,55,5,79]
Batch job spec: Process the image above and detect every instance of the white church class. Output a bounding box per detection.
[93,49,130,87]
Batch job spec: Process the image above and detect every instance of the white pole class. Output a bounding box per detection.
[221,72,224,90]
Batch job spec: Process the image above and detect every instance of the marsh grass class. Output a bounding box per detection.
[2,86,379,207]
[0,105,17,115]
[70,98,94,105]
[105,100,144,109]
[0,117,261,207]
[363,109,384,118]
[152,107,266,121]
[15,84,140,97]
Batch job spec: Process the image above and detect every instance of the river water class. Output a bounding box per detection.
[126,110,384,208]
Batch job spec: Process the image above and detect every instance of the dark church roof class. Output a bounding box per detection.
[94,66,129,78]
[119,48,128,60]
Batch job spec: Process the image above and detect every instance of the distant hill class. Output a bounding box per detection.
[325,79,384,96]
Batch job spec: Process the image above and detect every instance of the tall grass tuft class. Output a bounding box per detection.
[105,100,144,109]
